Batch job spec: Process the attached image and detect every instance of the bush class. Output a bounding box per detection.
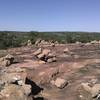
[0,31,100,49]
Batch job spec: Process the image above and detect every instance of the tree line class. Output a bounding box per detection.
[0,31,100,49]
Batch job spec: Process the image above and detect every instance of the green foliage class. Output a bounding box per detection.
[0,31,100,49]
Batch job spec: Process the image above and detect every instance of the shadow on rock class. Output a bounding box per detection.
[34,97,44,100]
[25,77,43,95]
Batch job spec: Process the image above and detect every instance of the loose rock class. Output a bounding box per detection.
[0,54,14,67]
[51,78,68,89]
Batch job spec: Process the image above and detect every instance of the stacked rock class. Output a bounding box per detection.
[34,48,56,63]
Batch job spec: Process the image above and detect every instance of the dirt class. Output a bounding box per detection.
[1,44,100,100]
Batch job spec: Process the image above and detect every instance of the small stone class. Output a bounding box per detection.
[74,55,80,59]
[17,80,24,86]
[47,57,56,63]
[76,41,81,44]
[63,48,69,53]
[79,95,83,98]
[2,60,10,67]
[38,60,46,64]
[27,40,32,46]
[90,79,98,85]
[52,78,68,89]
[47,58,53,63]
[85,43,91,46]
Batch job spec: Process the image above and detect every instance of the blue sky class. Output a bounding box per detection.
[0,0,100,32]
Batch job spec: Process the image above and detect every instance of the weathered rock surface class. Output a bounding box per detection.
[34,48,57,63]
[27,40,32,46]
[81,83,100,99]
[35,38,42,46]
[90,40,98,44]
[33,48,42,56]
[51,78,68,89]
[35,39,57,47]
[0,54,14,67]
[63,47,70,53]
[0,66,32,100]
[1,43,100,100]
[0,84,32,100]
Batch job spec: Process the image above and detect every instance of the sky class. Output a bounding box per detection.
[0,0,100,32]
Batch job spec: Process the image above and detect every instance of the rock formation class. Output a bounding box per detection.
[0,54,14,67]
[34,48,56,63]
[0,66,32,100]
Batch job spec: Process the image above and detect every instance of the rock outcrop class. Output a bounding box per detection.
[35,39,57,47]
[90,40,98,44]
[0,66,32,100]
[34,48,56,63]
[0,54,14,67]
[81,82,100,99]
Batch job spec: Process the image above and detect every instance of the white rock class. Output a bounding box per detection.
[17,80,24,86]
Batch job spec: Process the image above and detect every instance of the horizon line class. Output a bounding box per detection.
[0,30,100,33]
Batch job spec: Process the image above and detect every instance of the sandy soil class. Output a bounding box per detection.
[5,44,100,100]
